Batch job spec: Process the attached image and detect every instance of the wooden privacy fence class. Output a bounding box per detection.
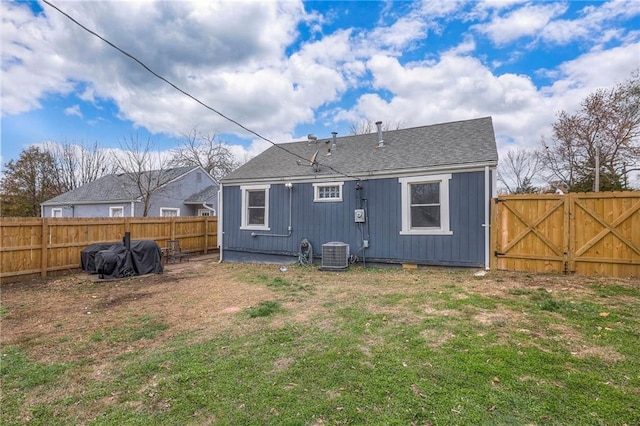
[0,216,218,282]
[491,191,639,278]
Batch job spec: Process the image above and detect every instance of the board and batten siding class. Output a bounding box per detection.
[222,170,488,267]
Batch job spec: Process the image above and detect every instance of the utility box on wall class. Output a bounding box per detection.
[354,209,365,223]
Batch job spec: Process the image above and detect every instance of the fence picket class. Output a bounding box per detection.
[493,191,639,278]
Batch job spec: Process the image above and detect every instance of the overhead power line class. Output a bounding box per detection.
[41,0,358,180]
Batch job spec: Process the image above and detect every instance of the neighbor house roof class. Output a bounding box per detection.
[184,184,219,204]
[221,117,498,183]
[42,166,201,205]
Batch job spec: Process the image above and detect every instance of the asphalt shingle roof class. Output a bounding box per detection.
[221,117,498,182]
[42,166,197,205]
[184,184,219,203]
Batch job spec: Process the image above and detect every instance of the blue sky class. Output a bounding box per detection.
[2,0,639,174]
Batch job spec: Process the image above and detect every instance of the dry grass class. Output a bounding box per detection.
[1,257,638,425]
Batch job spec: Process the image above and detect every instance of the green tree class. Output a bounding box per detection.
[541,71,640,192]
[0,146,63,217]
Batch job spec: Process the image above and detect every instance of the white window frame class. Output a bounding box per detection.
[51,208,62,218]
[109,206,125,217]
[160,208,180,217]
[313,181,344,202]
[198,208,214,216]
[399,174,453,235]
[241,184,270,230]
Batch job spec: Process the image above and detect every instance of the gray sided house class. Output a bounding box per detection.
[219,117,499,269]
[41,166,218,218]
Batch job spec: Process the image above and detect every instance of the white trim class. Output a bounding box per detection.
[484,166,490,270]
[51,208,62,218]
[160,207,180,217]
[109,206,125,217]
[313,181,344,202]
[240,184,270,230]
[399,174,453,235]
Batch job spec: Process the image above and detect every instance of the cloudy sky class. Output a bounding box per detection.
[2,0,639,171]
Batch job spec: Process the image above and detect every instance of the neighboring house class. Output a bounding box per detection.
[41,166,218,218]
[219,117,499,269]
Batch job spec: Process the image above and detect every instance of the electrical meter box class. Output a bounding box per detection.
[354,209,366,223]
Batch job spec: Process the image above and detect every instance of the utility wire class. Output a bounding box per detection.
[41,0,359,180]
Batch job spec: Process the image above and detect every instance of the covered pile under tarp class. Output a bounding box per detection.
[81,240,163,279]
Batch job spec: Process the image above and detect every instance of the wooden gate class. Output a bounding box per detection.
[491,192,640,278]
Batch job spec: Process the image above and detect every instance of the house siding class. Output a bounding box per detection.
[222,171,487,267]
[43,203,134,218]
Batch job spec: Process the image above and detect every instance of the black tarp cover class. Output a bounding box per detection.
[81,240,163,279]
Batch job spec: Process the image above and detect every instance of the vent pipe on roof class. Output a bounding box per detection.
[331,131,337,151]
[375,121,384,147]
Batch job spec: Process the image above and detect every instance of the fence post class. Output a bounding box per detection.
[203,216,209,255]
[490,197,498,270]
[40,218,48,278]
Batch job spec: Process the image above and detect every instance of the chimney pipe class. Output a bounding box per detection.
[331,131,337,151]
[375,121,384,147]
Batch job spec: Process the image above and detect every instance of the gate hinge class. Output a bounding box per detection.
[494,251,505,257]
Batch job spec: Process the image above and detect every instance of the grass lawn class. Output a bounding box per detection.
[1,261,638,425]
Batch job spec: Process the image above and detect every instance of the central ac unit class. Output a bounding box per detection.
[321,242,350,270]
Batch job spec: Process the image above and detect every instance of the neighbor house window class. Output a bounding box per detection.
[160,208,180,217]
[198,208,214,216]
[399,174,452,235]
[313,182,344,202]
[51,208,62,218]
[241,184,270,230]
[109,206,124,217]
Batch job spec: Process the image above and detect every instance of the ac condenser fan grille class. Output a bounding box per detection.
[321,242,349,270]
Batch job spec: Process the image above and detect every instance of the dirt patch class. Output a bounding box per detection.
[0,257,277,363]
[2,261,636,366]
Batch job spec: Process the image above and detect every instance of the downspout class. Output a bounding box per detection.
[130,201,135,217]
[218,183,223,263]
[251,183,293,238]
[40,205,44,218]
[484,166,490,270]
[201,202,216,213]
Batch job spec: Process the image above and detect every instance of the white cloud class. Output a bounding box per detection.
[342,39,639,164]
[2,0,639,175]
[64,105,83,118]
[473,2,568,45]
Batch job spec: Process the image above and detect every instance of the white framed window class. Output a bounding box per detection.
[51,208,62,218]
[198,208,214,216]
[241,184,270,230]
[160,208,180,217]
[313,182,344,202]
[399,174,452,235]
[109,206,124,217]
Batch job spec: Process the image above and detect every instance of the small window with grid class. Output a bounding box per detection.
[313,182,344,202]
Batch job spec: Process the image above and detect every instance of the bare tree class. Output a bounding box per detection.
[112,135,174,217]
[349,120,404,135]
[169,126,240,181]
[44,141,115,192]
[540,71,640,192]
[497,148,543,194]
